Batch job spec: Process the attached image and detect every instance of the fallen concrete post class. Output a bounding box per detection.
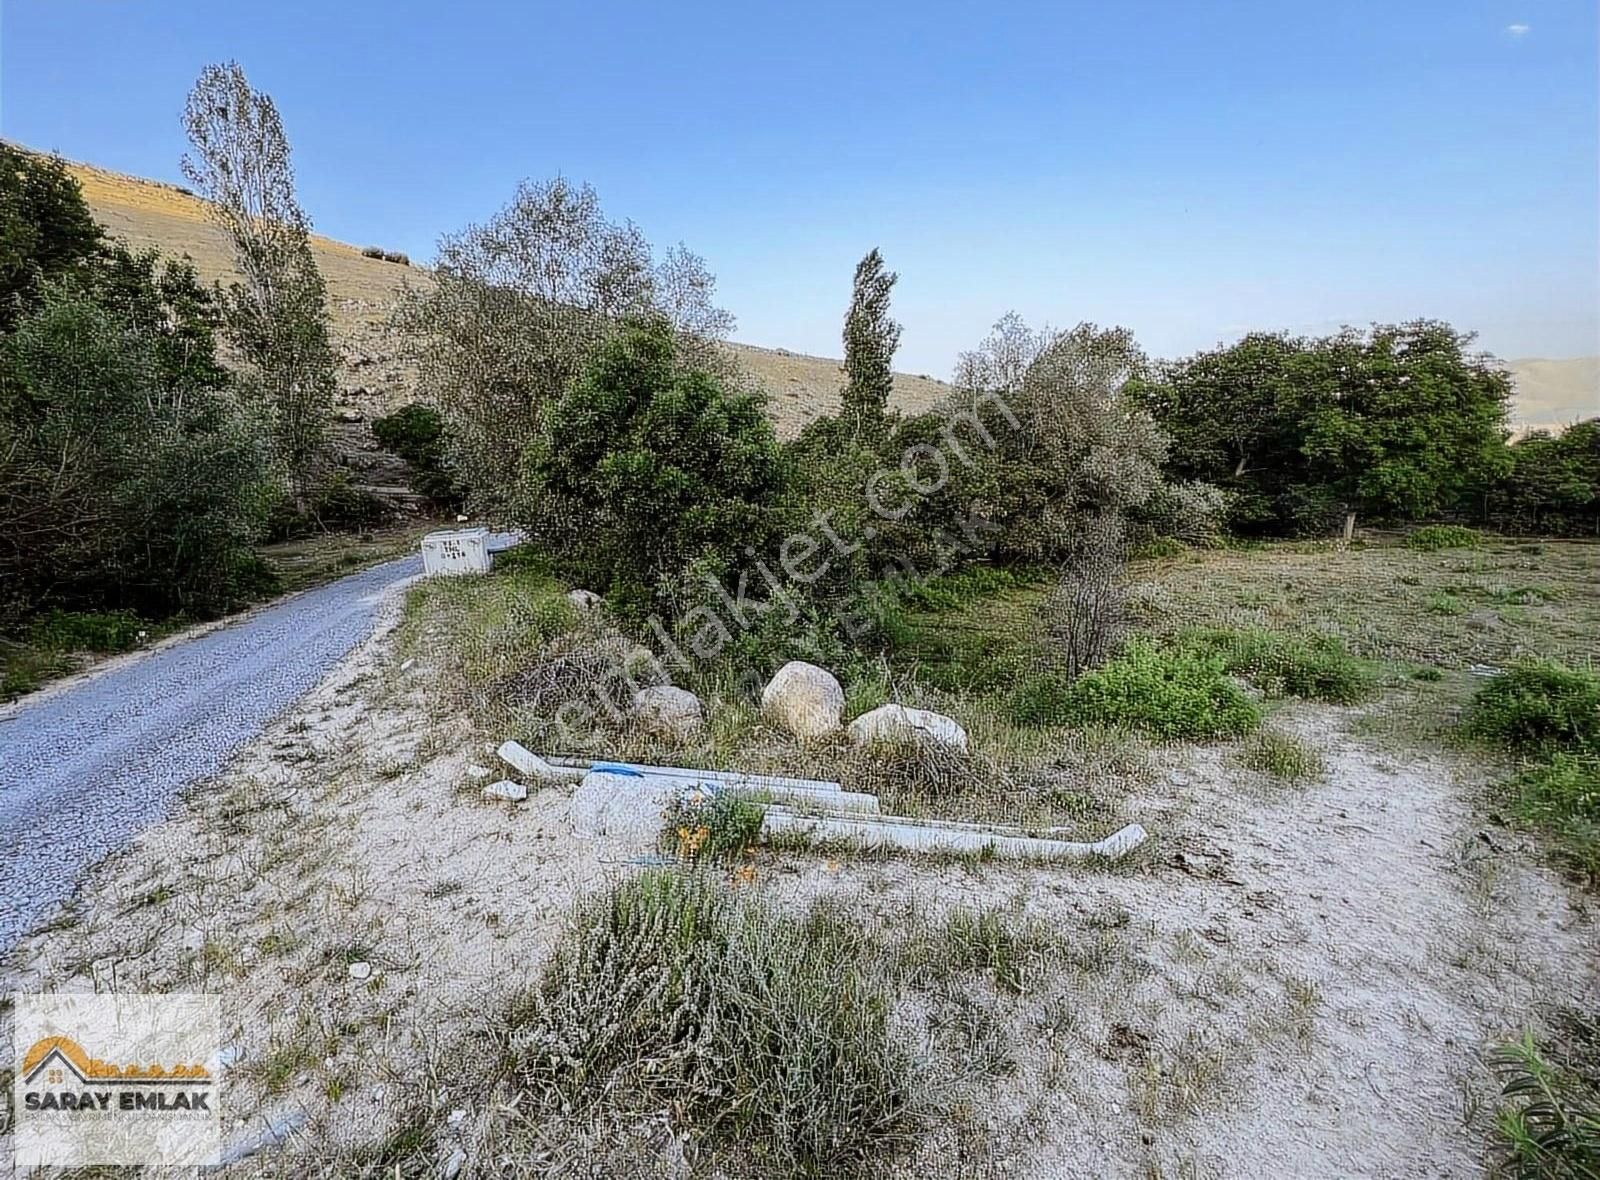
[544,755,842,794]
[498,741,585,784]
[760,807,1147,862]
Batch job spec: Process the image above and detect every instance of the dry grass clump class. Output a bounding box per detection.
[1239,730,1326,784]
[842,734,988,808]
[502,871,918,1177]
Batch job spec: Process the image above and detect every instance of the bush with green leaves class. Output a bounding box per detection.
[0,273,272,622]
[1506,755,1600,884]
[660,789,765,864]
[1178,627,1374,704]
[1405,524,1484,551]
[515,317,789,618]
[1485,419,1599,537]
[1058,639,1261,740]
[1467,660,1600,757]
[505,871,915,1176]
[371,401,462,509]
[1135,322,1512,535]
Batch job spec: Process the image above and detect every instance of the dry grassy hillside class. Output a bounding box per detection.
[63,157,952,437]
[58,155,1599,437]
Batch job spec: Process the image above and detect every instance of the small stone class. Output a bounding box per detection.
[447,1108,466,1126]
[566,588,603,611]
[348,961,373,981]
[442,1148,467,1180]
[400,658,415,672]
[482,780,528,802]
[465,764,494,780]
[632,685,703,740]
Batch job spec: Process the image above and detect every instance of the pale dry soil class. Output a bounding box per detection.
[0,607,1593,1179]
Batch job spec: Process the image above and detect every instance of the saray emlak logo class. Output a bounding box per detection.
[11,992,220,1166]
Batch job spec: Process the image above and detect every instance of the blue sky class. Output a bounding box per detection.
[3,0,1596,375]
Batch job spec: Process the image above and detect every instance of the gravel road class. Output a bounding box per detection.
[0,540,509,956]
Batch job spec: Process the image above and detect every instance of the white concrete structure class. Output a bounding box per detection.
[761,807,1146,861]
[420,527,493,576]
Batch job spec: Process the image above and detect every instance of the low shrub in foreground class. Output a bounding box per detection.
[1060,639,1261,740]
[1179,627,1374,704]
[1467,660,1600,757]
[1406,524,1484,551]
[660,790,765,864]
[505,871,916,1176]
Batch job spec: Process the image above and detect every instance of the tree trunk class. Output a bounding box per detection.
[1341,511,1357,544]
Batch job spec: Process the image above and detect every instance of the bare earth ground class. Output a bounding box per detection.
[1,543,1596,1178]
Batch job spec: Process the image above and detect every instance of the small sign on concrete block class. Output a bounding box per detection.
[421,527,492,577]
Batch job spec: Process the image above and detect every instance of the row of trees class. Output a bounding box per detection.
[1,61,351,628]
[1132,327,1597,536]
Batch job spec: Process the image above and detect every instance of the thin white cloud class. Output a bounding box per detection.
[1506,22,1531,37]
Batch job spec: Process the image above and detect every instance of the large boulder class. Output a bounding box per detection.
[761,661,845,739]
[847,704,969,752]
[567,588,603,612]
[633,685,703,740]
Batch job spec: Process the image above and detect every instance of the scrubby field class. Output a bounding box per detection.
[2,535,1595,1178]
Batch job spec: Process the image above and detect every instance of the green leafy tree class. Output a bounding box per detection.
[0,144,104,327]
[1138,321,1512,535]
[0,269,271,620]
[840,248,901,438]
[517,318,787,614]
[394,179,733,517]
[182,61,337,510]
[1487,420,1599,535]
[1300,322,1511,533]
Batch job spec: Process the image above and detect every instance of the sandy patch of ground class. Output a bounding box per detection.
[1,620,1594,1177]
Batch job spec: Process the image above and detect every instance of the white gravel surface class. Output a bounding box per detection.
[0,535,517,955]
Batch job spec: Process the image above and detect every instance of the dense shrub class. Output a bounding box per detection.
[360,245,385,259]
[371,401,462,509]
[1406,524,1484,551]
[1059,639,1261,740]
[0,144,104,327]
[516,318,788,618]
[0,272,273,620]
[1467,660,1600,757]
[1484,419,1600,537]
[506,871,915,1175]
[1136,322,1512,535]
[1179,627,1374,704]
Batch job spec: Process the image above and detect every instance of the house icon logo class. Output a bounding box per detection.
[12,991,222,1166]
[21,1035,212,1088]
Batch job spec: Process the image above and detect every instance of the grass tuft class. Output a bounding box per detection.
[1239,730,1326,784]
[505,871,917,1176]
[1178,626,1374,704]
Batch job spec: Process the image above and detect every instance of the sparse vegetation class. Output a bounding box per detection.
[1489,1029,1600,1178]
[1178,626,1374,704]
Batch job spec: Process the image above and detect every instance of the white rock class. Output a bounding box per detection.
[761,661,845,739]
[482,780,527,802]
[348,961,373,981]
[571,771,680,845]
[442,1148,467,1180]
[847,704,969,752]
[566,588,603,611]
[633,685,703,740]
[465,764,494,780]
